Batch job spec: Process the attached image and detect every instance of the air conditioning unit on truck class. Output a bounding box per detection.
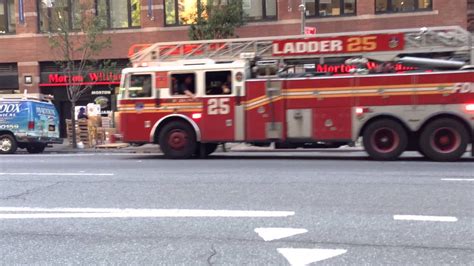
[117,26,474,161]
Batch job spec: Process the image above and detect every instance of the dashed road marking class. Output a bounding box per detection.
[393,215,458,222]
[0,207,295,219]
[0,173,114,176]
[277,248,347,265]
[441,178,474,182]
[254,228,308,241]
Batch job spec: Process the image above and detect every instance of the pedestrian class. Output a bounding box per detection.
[78,107,88,120]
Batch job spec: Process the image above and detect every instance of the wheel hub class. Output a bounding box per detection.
[371,128,399,153]
[168,130,187,150]
[431,127,460,153]
[0,138,12,152]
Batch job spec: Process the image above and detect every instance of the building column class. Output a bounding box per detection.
[358,0,375,16]
[141,0,164,28]
[15,0,39,34]
[18,62,40,94]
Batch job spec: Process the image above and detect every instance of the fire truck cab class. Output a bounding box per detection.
[118,26,474,161]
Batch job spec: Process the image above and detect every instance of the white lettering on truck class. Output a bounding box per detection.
[0,104,20,114]
[452,83,474,93]
[273,40,343,55]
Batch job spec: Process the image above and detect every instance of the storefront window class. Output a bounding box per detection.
[165,0,276,25]
[375,0,432,13]
[0,0,15,34]
[306,0,356,17]
[96,0,141,29]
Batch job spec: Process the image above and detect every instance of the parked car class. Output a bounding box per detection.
[0,97,62,154]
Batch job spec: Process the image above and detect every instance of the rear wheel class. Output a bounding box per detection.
[159,121,197,159]
[0,134,18,154]
[363,119,408,160]
[26,143,47,154]
[419,119,469,162]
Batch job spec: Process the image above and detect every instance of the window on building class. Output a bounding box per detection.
[0,0,15,34]
[243,0,277,21]
[97,0,141,29]
[306,0,356,17]
[165,0,276,26]
[38,0,72,32]
[375,0,432,13]
[39,0,141,32]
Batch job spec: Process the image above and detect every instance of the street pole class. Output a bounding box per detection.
[299,0,306,35]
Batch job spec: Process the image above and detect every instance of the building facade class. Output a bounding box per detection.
[0,0,469,135]
[469,0,474,32]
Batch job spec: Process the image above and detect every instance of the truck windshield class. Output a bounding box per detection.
[128,74,152,98]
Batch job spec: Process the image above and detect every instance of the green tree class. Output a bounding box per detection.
[45,0,111,148]
[189,0,245,40]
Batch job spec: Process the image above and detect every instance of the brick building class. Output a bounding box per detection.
[0,0,469,135]
[469,0,474,32]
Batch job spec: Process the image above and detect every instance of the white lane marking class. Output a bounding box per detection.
[254,228,308,241]
[0,173,114,176]
[441,178,474,182]
[393,215,458,222]
[277,248,347,265]
[0,207,295,219]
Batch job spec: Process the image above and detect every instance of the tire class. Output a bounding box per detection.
[26,143,47,154]
[418,148,427,158]
[419,119,469,162]
[205,144,218,155]
[196,143,218,157]
[0,134,18,154]
[158,121,197,159]
[363,119,408,160]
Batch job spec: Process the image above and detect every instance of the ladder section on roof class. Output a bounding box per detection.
[129,26,473,66]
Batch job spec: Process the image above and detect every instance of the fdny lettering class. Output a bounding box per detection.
[452,83,474,93]
[273,40,343,55]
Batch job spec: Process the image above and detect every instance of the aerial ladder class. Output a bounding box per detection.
[128,26,474,70]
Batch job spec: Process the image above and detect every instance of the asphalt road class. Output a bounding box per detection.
[0,151,473,265]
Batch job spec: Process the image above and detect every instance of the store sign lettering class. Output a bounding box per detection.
[316,62,416,74]
[47,72,121,84]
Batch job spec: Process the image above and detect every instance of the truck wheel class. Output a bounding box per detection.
[419,119,469,162]
[363,120,408,160]
[204,143,218,156]
[0,134,18,154]
[26,143,47,154]
[159,121,197,159]
[195,143,219,157]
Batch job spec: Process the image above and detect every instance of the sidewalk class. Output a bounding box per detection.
[45,140,364,154]
[46,139,161,154]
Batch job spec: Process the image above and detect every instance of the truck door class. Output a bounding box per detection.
[201,70,238,142]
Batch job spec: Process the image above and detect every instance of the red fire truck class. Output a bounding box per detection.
[117,26,474,161]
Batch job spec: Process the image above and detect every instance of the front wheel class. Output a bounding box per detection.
[196,143,219,157]
[419,119,469,162]
[159,121,197,159]
[0,134,18,154]
[363,120,408,160]
[26,143,47,154]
